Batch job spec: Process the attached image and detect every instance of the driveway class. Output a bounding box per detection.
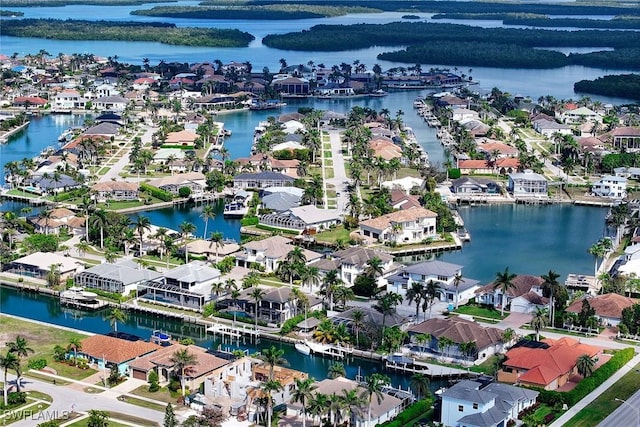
[495,312,533,329]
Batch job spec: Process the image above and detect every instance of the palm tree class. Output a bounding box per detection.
[361,373,389,427]
[409,373,430,400]
[453,272,465,309]
[405,282,424,320]
[364,257,384,279]
[351,309,365,348]
[333,285,354,309]
[0,352,19,406]
[300,265,321,292]
[576,354,595,378]
[67,337,82,366]
[328,392,344,427]
[327,362,346,379]
[7,336,34,392]
[132,214,151,256]
[230,289,241,326]
[321,269,343,310]
[209,231,224,260]
[179,221,196,263]
[493,267,517,316]
[308,393,329,426]
[291,377,317,427]
[91,209,109,249]
[422,280,441,320]
[340,388,364,427]
[106,307,127,334]
[200,205,216,239]
[250,286,265,330]
[169,348,197,397]
[262,379,283,427]
[374,292,403,342]
[258,346,288,381]
[541,270,561,326]
[588,240,607,277]
[530,308,548,341]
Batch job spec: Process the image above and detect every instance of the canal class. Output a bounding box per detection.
[0,285,450,391]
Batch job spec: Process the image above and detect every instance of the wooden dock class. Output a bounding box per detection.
[385,360,476,379]
[207,323,261,339]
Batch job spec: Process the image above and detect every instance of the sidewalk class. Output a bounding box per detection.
[550,351,640,426]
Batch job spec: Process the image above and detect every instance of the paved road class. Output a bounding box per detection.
[326,128,349,214]
[99,125,156,183]
[3,373,166,427]
[598,388,640,426]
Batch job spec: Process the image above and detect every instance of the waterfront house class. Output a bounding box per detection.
[272,76,310,95]
[82,122,121,138]
[250,364,309,418]
[451,108,479,122]
[91,181,140,202]
[369,137,403,161]
[233,171,295,189]
[27,173,81,196]
[165,129,198,147]
[94,95,129,112]
[12,96,48,108]
[359,207,438,245]
[475,275,545,313]
[457,158,519,176]
[9,252,84,280]
[560,106,602,124]
[331,306,408,332]
[235,235,322,273]
[450,177,501,196]
[289,376,404,427]
[613,166,640,180]
[591,175,627,199]
[532,118,573,138]
[390,189,422,211]
[408,317,505,364]
[52,89,87,110]
[203,356,254,402]
[381,176,425,193]
[605,126,640,151]
[498,337,601,390]
[259,205,341,234]
[147,172,206,195]
[74,259,163,295]
[137,261,222,310]
[78,334,160,376]
[386,260,479,305]
[261,191,301,212]
[565,293,637,326]
[313,247,396,288]
[440,380,538,427]
[28,207,84,235]
[507,170,548,198]
[183,239,241,262]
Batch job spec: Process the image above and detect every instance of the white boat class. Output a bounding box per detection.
[295,341,311,355]
[60,286,98,303]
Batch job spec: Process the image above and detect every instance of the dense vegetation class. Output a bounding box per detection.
[569,49,640,70]
[378,41,568,68]
[1,19,254,47]
[263,22,640,51]
[0,10,23,16]
[132,5,379,19]
[574,74,640,100]
[432,13,640,29]
[2,0,172,6]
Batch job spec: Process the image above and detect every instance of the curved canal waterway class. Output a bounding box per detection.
[0,285,447,390]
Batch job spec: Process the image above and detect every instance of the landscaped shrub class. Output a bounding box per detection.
[280,311,325,335]
[240,216,259,226]
[544,413,556,424]
[148,370,160,392]
[8,392,27,405]
[140,182,173,202]
[378,398,434,427]
[168,378,181,392]
[28,358,47,370]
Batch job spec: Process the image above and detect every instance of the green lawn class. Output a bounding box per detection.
[313,225,351,244]
[47,361,97,380]
[325,159,334,167]
[324,150,332,158]
[325,168,335,179]
[396,167,421,179]
[323,143,331,149]
[130,384,179,404]
[454,303,507,320]
[565,362,640,427]
[118,394,167,412]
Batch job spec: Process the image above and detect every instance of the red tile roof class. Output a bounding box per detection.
[566,293,637,320]
[80,335,160,364]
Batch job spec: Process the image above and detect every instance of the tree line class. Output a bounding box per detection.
[132,4,380,19]
[432,13,640,29]
[574,74,640,101]
[2,19,255,48]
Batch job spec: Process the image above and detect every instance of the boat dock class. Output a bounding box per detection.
[385,359,476,379]
[207,323,261,339]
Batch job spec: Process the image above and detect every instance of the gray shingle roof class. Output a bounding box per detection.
[164,261,221,283]
[404,260,463,277]
[80,261,162,285]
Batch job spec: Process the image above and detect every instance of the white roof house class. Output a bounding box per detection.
[381,176,425,193]
[507,170,548,198]
[271,141,306,152]
[560,106,602,124]
[592,175,627,199]
[259,205,341,234]
[10,252,85,280]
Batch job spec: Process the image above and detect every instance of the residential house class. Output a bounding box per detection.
[233,171,295,189]
[203,356,254,403]
[591,175,627,199]
[457,158,519,176]
[390,189,422,211]
[82,122,121,138]
[147,172,206,195]
[272,76,310,95]
[94,95,129,112]
[381,177,425,193]
[289,376,404,427]
[607,127,640,151]
[28,207,84,235]
[507,170,548,198]
[408,318,505,364]
[138,261,222,310]
[165,129,198,147]
[128,343,229,393]
[77,334,160,376]
[450,177,501,196]
[386,260,480,305]
[261,192,301,212]
[251,364,308,414]
[475,275,546,314]
[614,167,640,180]
[440,380,538,427]
[452,108,479,122]
[560,107,602,124]
[28,173,81,195]
[184,239,240,262]
[498,337,601,390]
[12,96,48,108]
[475,140,518,159]
[532,119,573,138]
[369,137,403,161]
[74,259,163,295]
[565,293,637,326]
[359,207,438,245]
[259,205,341,234]
[235,235,322,273]
[8,252,84,280]
[313,247,396,288]
[331,306,409,332]
[53,89,87,110]
[91,181,140,202]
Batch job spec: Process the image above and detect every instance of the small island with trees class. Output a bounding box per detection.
[574,74,640,101]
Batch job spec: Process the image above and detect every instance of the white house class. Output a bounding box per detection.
[74,259,163,295]
[386,260,480,306]
[560,106,602,124]
[507,170,548,198]
[235,235,322,273]
[53,89,87,110]
[452,108,479,122]
[359,207,438,245]
[475,275,546,314]
[532,119,572,138]
[441,380,538,427]
[592,175,627,199]
[259,205,341,234]
[313,247,396,288]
